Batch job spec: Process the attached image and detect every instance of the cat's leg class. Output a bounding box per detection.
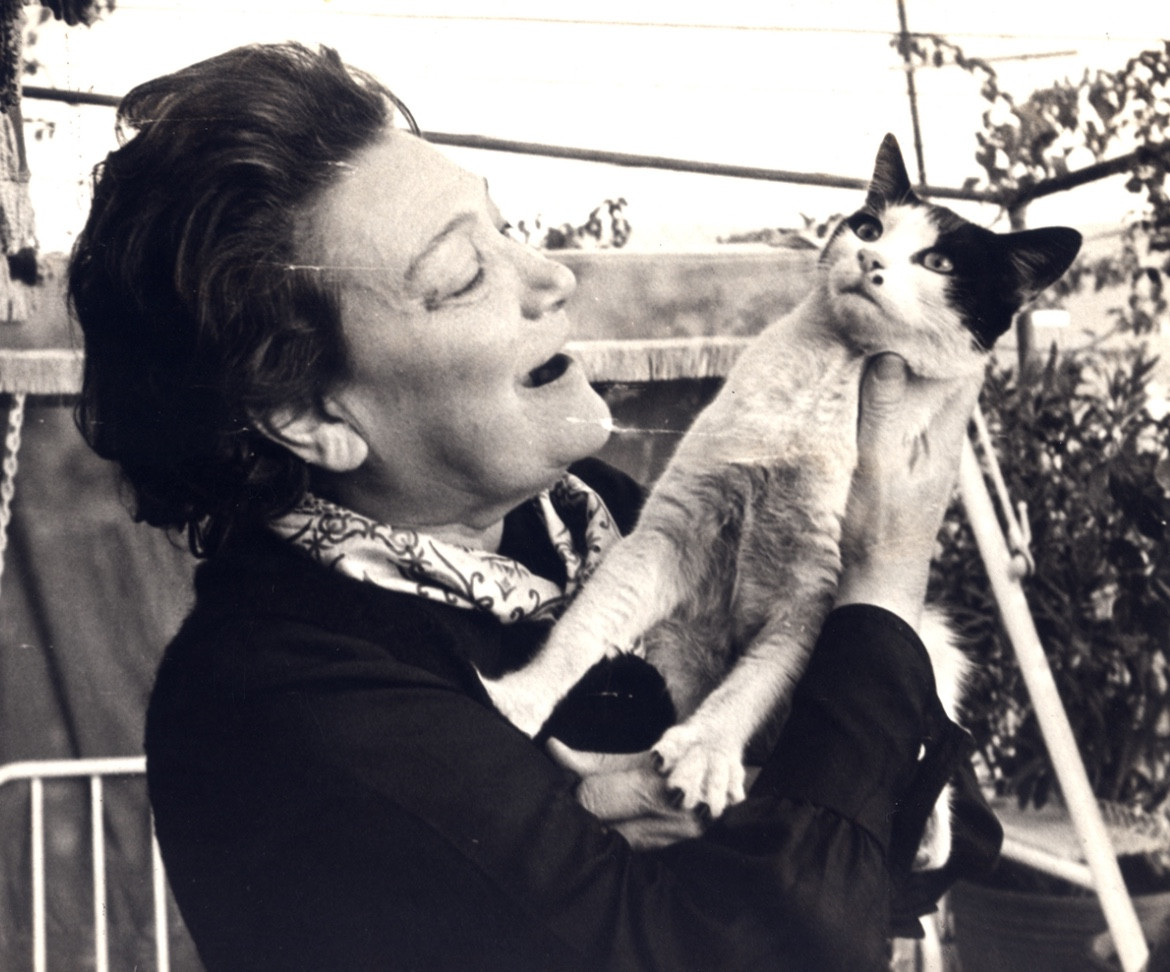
[917,605,970,724]
[653,609,826,817]
[481,473,744,737]
[642,613,732,722]
[655,496,842,816]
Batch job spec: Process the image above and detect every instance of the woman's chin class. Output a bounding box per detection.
[528,369,613,466]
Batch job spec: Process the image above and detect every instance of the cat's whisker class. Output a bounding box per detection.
[608,425,687,436]
[566,416,744,437]
[565,415,617,432]
[565,416,686,436]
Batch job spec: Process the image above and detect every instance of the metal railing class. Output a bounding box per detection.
[0,757,170,972]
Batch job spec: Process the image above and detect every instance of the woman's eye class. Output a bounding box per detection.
[424,263,484,310]
[852,217,882,243]
[921,250,955,274]
[448,264,484,299]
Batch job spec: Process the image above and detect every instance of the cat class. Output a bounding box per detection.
[482,134,1081,861]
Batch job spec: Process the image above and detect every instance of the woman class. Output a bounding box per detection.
[71,42,997,971]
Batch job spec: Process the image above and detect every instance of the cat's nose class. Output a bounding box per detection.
[857,249,885,284]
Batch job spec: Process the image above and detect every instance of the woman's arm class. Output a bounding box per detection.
[554,602,947,970]
[835,353,983,624]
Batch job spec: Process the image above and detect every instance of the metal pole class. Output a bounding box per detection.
[959,439,1149,972]
[895,0,929,185]
[152,832,172,972]
[91,776,109,972]
[31,777,45,972]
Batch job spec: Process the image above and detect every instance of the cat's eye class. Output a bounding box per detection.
[850,216,882,243]
[921,251,955,274]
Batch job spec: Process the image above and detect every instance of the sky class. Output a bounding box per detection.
[17,1,1170,253]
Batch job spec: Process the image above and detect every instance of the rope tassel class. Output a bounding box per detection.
[0,390,26,599]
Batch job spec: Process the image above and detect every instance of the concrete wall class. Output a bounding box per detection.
[555,247,816,341]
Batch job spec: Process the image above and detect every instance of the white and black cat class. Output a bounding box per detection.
[483,134,1080,860]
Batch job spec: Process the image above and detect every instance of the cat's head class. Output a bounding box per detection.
[819,134,1082,377]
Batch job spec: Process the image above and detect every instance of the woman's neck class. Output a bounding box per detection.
[314,473,509,553]
[424,519,505,552]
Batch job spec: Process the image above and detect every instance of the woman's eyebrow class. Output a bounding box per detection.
[405,212,477,284]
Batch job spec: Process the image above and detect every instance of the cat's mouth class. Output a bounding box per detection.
[838,282,880,307]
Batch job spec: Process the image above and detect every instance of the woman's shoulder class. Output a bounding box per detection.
[165,529,485,695]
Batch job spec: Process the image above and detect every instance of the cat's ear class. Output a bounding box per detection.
[866,134,918,209]
[1004,227,1083,298]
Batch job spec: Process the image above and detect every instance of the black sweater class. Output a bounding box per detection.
[145,459,994,971]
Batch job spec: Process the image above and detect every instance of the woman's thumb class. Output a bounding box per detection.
[857,353,908,452]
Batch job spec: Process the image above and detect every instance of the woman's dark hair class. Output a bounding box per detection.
[70,43,416,556]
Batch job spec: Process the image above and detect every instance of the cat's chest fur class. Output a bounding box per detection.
[635,288,869,715]
[676,288,866,508]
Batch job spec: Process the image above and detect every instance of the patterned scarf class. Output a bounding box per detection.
[269,473,622,623]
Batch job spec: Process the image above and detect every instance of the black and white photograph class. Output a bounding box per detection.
[1,3,1168,969]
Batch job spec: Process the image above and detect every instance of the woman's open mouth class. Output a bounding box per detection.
[522,352,572,388]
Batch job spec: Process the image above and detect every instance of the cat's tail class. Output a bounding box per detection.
[917,605,971,724]
[913,605,973,871]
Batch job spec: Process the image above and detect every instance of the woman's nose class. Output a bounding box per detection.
[518,249,577,319]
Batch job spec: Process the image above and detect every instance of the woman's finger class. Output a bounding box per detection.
[576,766,673,820]
[611,813,706,850]
[545,738,651,776]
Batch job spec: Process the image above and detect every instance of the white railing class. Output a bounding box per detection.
[0,756,170,972]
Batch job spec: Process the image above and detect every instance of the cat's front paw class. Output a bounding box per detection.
[653,723,746,819]
[477,668,555,738]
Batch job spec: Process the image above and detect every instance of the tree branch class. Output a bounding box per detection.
[1012,144,1170,208]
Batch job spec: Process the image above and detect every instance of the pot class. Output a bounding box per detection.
[950,879,1170,971]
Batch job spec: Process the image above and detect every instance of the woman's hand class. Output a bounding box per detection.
[836,354,983,628]
[546,739,708,849]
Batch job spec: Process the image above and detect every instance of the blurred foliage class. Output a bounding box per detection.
[902,34,1170,336]
[931,346,1170,812]
[517,198,631,251]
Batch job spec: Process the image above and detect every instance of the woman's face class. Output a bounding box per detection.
[313,131,612,530]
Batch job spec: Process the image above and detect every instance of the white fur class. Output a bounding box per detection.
[914,607,973,869]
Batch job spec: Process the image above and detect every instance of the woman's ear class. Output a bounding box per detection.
[254,401,369,473]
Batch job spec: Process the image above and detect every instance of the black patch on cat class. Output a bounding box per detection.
[929,210,1020,349]
[925,207,1082,349]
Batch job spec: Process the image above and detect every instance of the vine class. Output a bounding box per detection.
[899,34,1170,335]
